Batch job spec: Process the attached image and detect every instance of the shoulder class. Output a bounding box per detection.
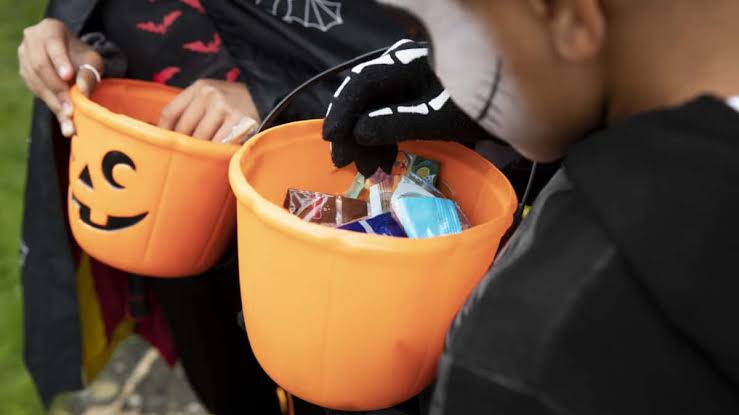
[437,168,739,414]
[447,168,623,365]
[437,169,630,412]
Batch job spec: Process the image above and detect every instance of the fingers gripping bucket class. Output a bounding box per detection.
[229,120,518,410]
[68,79,238,277]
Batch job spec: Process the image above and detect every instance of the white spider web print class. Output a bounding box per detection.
[255,0,344,32]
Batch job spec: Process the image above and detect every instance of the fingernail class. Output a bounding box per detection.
[77,78,89,96]
[61,120,75,137]
[61,102,73,117]
[58,64,71,78]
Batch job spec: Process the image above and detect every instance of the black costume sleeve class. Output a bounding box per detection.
[433,97,739,415]
[202,0,419,123]
[430,355,563,415]
[21,1,100,406]
[80,32,127,77]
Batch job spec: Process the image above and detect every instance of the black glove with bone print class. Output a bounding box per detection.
[323,39,493,177]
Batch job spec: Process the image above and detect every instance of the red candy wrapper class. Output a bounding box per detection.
[284,188,368,226]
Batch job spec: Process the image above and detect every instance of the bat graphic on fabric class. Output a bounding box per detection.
[153,66,181,84]
[284,0,343,32]
[225,67,241,82]
[179,0,205,13]
[256,0,344,32]
[183,33,221,53]
[136,10,182,34]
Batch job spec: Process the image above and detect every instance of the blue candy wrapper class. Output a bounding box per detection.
[338,212,407,237]
[392,197,464,239]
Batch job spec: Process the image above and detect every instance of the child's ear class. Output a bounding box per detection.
[533,0,606,62]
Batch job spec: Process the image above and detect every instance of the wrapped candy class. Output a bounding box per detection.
[338,212,407,237]
[284,188,368,226]
[392,197,464,239]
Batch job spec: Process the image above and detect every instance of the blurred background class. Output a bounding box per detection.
[0,0,46,413]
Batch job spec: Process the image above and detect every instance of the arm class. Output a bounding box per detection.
[429,355,565,415]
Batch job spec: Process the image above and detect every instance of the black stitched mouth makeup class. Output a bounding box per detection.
[476,57,503,124]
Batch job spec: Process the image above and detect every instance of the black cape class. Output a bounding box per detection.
[21,0,410,405]
[203,0,419,123]
[431,96,739,414]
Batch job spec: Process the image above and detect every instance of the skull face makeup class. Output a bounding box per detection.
[405,3,511,134]
[379,0,605,162]
[380,1,532,149]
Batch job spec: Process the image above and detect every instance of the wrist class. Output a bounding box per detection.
[80,32,127,78]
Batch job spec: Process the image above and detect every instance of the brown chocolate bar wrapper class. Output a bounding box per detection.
[284,188,368,226]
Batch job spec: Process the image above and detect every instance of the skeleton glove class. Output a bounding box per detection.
[323,39,492,177]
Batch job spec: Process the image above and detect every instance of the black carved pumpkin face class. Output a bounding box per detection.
[69,141,155,234]
[71,150,148,230]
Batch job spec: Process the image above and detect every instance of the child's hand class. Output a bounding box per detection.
[158,79,259,143]
[323,39,493,176]
[18,18,104,137]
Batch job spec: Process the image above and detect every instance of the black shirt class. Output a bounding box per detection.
[433,97,739,414]
[99,0,240,87]
[204,0,419,121]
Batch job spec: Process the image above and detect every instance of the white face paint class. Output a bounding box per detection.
[379,0,538,150]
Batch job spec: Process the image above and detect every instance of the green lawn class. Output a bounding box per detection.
[0,1,47,413]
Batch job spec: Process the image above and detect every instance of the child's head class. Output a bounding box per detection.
[382,0,739,161]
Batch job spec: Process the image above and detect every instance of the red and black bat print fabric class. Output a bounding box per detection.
[99,0,241,87]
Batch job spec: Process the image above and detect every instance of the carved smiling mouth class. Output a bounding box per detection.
[71,194,148,231]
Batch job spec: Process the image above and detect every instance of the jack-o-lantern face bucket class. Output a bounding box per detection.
[229,120,518,410]
[69,79,239,277]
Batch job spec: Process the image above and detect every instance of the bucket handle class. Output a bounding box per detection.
[256,45,398,133]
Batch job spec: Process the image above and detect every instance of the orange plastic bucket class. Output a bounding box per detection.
[68,79,239,277]
[229,119,517,410]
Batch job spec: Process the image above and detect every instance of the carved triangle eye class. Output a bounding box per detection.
[79,166,93,188]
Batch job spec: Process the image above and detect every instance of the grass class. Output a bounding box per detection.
[0,1,48,413]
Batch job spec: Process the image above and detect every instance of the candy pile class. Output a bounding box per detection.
[283,152,469,239]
